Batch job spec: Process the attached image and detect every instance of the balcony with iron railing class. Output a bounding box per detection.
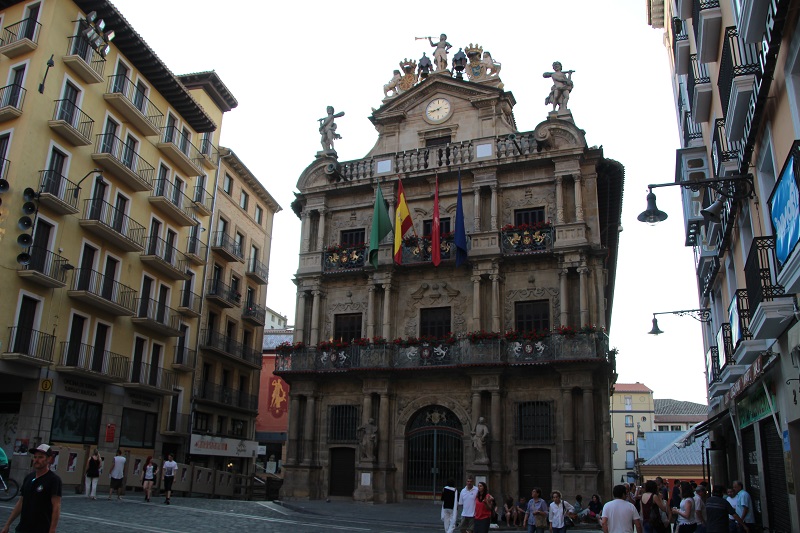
[163,413,191,436]
[745,236,791,340]
[68,268,137,316]
[705,346,722,387]
[172,345,196,372]
[48,99,94,146]
[672,18,690,75]
[711,118,742,178]
[243,302,266,326]
[200,329,261,368]
[731,286,772,365]
[692,0,722,64]
[1,326,55,366]
[322,244,366,273]
[199,137,218,169]
[141,236,190,280]
[246,257,269,285]
[92,132,155,191]
[63,35,105,84]
[186,236,208,265]
[500,224,553,256]
[205,278,241,308]
[131,298,183,336]
[275,332,609,373]
[57,341,129,383]
[682,111,703,149]
[192,183,213,215]
[397,234,456,265]
[700,255,721,297]
[124,361,176,395]
[210,231,244,262]
[38,170,79,215]
[17,246,69,288]
[149,178,197,226]
[688,54,712,123]
[156,126,204,176]
[103,74,164,136]
[719,27,761,143]
[0,17,41,58]
[195,381,258,412]
[79,198,146,251]
[178,288,202,317]
[0,83,26,122]
[715,322,746,386]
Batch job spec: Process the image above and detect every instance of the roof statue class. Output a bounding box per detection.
[464,44,503,88]
[417,33,452,72]
[543,61,575,113]
[384,70,402,99]
[317,106,344,158]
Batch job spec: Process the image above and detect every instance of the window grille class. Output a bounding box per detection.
[420,307,451,338]
[328,405,360,443]
[514,207,546,226]
[515,401,553,443]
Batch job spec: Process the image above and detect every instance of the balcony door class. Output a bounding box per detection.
[43,148,67,197]
[101,119,118,154]
[156,285,169,324]
[101,257,119,301]
[22,3,40,40]
[149,344,161,386]
[121,134,137,170]
[58,82,79,126]
[131,337,146,383]
[66,314,87,366]
[140,276,153,316]
[89,177,107,221]
[6,66,25,108]
[30,219,53,274]
[77,244,97,290]
[112,62,129,94]
[13,296,39,354]
[91,323,109,372]
[112,194,128,234]
[176,324,189,365]
[148,220,161,255]
[165,229,176,264]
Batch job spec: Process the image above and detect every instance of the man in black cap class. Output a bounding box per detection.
[1,443,62,533]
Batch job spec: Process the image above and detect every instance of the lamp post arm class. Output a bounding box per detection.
[652,308,712,323]
[646,174,754,198]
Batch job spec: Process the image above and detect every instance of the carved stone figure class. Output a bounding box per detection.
[543,61,575,112]
[398,58,418,92]
[472,416,490,464]
[357,418,378,461]
[429,34,452,71]
[384,70,402,98]
[318,106,344,153]
[481,52,501,77]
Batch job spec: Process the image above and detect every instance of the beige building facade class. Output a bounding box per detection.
[0,0,278,485]
[277,61,623,503]
[610,383,654,484]
[646,0,800,530]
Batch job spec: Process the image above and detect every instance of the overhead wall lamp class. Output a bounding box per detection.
[73,169,104,199]
[637,174,755,226]
[38,54,55,94]
[648,308,712,335]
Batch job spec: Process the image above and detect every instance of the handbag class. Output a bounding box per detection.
[562,502,575,528]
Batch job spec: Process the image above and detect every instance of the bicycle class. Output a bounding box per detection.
[0,469,20,501]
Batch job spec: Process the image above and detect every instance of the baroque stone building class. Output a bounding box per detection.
[277,55,624,503]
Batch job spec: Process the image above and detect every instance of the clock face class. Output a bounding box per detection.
[425,98,452,122]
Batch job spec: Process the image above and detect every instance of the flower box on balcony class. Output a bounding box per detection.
[323,243,366,272]
[400,234,454,264]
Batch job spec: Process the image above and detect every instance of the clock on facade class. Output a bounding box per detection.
[425,98,452,123]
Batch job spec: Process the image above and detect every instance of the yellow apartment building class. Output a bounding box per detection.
[610,383,654,484]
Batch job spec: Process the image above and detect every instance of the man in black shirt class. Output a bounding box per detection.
[705,485,747,533]
[1,443,62,533]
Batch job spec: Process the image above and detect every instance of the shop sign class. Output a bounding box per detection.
[724,353,765,406]
[105,424,116,443]
[736,384,776,428]
[190,433,258,457]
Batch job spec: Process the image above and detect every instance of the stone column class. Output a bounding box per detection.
[302,395,316,465]
[578,263,589,326]
[366,283,376,339]
[379,393,390,464]
[300,212,310,253]
[562,388,574,469]
[286,394,301,464]
[471,392,481,428]
[555,176,564,224]
[559,268,569,327]
[316,208,327,251]
[472,273,482,331]
[595,265,607,330]
[362,393,373,426]
[382,283,392,340]
[583,388,597,469]
[574,174,584,222]
[490,391,501,464]
[490,185,498,230]
[490,273,500,332]
[473,187,481,231]
[295,292,306,342]
[310,290,321,346]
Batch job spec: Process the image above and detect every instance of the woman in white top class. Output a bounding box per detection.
[671,481,697,533]
[548,490,575,533]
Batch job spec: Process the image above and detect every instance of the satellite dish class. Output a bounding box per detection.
[18,216,33,230]
[16,252,31,266]
[22,201,37,215]
[0,179,8,193]
[17,233,32,247]
[23,187,38,202]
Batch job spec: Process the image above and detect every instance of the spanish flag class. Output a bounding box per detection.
[393,179,414,264]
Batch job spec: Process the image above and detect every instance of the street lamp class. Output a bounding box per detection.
[648,308,712,335]
[452,48,467,80]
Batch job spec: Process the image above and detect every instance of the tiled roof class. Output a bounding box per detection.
[614,383,653,393]
[654,399,709,415]
[642,429,704,466]
[655,414,707,424]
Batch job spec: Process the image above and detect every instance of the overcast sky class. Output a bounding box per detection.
[112,0,709,403]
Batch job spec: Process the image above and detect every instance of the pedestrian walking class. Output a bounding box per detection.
[441,477,459,533]
[458,475,478,533]
[731,481,757,533]
[108,449,126,501]
[704,485,748,533]
[671,481,697,533]
[161,453,177,505]
[84,449,100,500]
[523,488,549,533]
[140,456,158,503]
[473,481,494,533]
[601,484,643,533]
[1,443,62,533]
[549,490,575,533]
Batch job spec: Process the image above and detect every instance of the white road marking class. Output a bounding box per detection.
[255,500,291,515]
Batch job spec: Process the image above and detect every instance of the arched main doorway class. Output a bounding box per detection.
[405,405,463,499]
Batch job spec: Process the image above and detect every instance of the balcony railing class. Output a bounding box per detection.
[243,303,266,324]
[205,278,241,307]
[688,53,711,100]
[51,99,94,141]
[106,74,164,132]
[173,345,196,368]
[19,246,68,284]
[210,231,244,261]
[0,157,8,182]
[501,225,553,255]
[706,346,721,384]
[94,132,155,189]
[716,323,734,370]
[682,111,703,148]
[732,289,753,349]
[692,0,721,44]
[1,17,41,48]
[39,170,79,212]
[186,236,208,262]
[276,332,609,372]
[719,27,760,120]
[134,297,182,334]
[0,83,26,113]
[129,361,175,391]
[711,118,742,176]
[142,235,187,275]
[201,329,260,367]
[65,35,106,80]
[82,198,146,249]
[59,341,129,379]
[71,268,137,313]
[744,236,785,310]
[3,326,55,362]
[323,245,366,272]
[160,125,203,171]
[399,235,455,264]
[196,382,257,411]
[178,288,202,316]
[152,178,194,218]
[192,184,213,214]
[246,257,269,283]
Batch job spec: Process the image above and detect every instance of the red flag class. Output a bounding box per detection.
[432,175,441,266]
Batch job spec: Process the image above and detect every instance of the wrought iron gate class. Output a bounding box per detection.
[405,406,463,497]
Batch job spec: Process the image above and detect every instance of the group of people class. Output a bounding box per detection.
[441,476,758,533]
[2,444,181,533]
